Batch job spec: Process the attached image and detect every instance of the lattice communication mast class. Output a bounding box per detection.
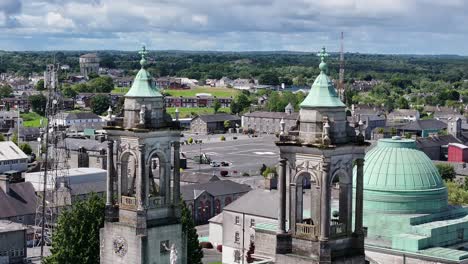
[34,63,71,258]
[339,31,345,103]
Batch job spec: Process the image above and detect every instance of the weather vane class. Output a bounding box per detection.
[317,47,329,62]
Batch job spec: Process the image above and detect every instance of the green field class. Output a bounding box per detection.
[112,86,239,98]
[21,112,45,127]
[164,86,239,98]
[112,87,130,94]
[166,107,230,118]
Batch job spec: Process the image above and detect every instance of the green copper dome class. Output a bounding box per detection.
[355,137,448,214]
[125,46,162,98]
[300,47,345,108]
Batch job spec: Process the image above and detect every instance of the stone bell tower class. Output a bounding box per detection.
[262,48,368,263]
[100,46,185,264]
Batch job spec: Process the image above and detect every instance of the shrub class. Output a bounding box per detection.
[242,172,250,177]
[262,166,277,178]
[220,136,226,141]
[188,137,193,144]
[436,163,456,181]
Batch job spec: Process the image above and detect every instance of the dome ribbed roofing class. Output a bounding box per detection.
[364,137,444,191]
[356,136,448,214]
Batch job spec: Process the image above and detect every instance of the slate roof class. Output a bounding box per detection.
[64,138,107,152]
[399,119,447,131]
[195,114,240,123]
[388,109,419,117]
[0,141,28,161]
[415,134,461,149]
[0,181,37,219]
[180,172,221,184]
[65,112,101,120]
[8,127,40,137]
[243,111,298,120]
[68,123,104,132]
[223,189,278,219]
[180,180,251,201]
[70,181,106,196]
[80,53,98,58]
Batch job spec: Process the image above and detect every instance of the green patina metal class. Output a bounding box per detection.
[125,46,163,98]
[299,47,345,108]
[355,136,468,261]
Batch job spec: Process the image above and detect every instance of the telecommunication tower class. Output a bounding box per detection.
[33,63,71,258]
[339,31,345,103]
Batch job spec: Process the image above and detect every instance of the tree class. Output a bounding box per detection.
[224,120,232,129]
[0,134,5,141]
[19,143,32,155]
[62,85,77,98]
[88,76,114,93]
[213,99,221,114]
[44,194,105,264]
[36,79,45,91]
[0,85,12,98]
[29,93,47,115]
[11,132,18,145]
[180,199,203,264]
[90,95,110,115]
[436,163,456,181]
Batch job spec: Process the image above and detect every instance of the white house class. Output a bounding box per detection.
[55,112,105,126]
[0,141,28,174]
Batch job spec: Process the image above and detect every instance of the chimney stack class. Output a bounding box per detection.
[0,175,10,194]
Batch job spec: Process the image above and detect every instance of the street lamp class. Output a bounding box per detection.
[37,137,42,157]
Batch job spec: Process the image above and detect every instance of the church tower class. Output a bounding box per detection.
[270,48,368,263]
[100,46,185,264]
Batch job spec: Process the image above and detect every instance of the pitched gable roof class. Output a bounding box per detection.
[0,182,37,218]
[181,180,251,201]
[400,119,447,131]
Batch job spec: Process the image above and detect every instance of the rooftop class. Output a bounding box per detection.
[195,113,240,123]
[181,180,251,201]
[0,220,27,233]
[0,141,28,161]
[0,181,37,219]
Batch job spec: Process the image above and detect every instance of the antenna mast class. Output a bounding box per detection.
[34,63,70,259]
[339,31,345,104]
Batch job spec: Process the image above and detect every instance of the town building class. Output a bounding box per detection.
[398,119,447,137]
[100,46,186,264]
[387,109,420,123]
[0,111,22,133]
[55,112,105,128]
[0,220,27,264]
[27,167,106,206]
[361,137,468,263]
[415,134,461,160]
[1,98,30,112]
[241,103,298,134]
[62,138,107,169]
[0,141,28,175]
[0,175,37,225]
[79,53,100,79]
[165,95,232,108]
[181,180,250,225]
[8,127,41,142]
[349,105,386,140]
[190,114,241,134]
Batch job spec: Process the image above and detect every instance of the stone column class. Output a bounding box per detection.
[354,159,364,235]
[137,144,146,210]
[165,161,172,205]
[277,158,287,234]
[320,162,330,241]
[173,141,181,204]
[106,140,114,206]
[160,162,166,200]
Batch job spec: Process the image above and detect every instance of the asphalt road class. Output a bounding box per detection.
[181,134,279,177]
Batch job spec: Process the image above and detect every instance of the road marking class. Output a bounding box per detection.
[253,151,276,155]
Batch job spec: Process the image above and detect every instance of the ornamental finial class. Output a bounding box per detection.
[317,47,329,73]
[139,45,148,68]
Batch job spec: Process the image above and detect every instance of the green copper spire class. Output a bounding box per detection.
[125,46,162,97]
[299,47,345,108]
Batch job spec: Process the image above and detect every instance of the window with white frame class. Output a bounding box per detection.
[234,231,240,244]
[234,250,241,263]
[235,215,240,225]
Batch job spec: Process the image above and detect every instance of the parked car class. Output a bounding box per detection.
[210,161,220,167]
[221,161,229,167]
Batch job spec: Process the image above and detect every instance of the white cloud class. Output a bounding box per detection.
[1,0,468,54]
[46,12,75,28]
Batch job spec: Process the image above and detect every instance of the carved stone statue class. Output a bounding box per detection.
[163,243,178,264]
[139,105,146,125]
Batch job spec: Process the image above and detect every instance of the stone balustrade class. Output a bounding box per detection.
[331,219,346,237]
[295,223,316,239]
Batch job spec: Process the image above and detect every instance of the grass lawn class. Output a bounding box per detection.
[21,112,45,127]
[111,87,130,94]
[166,107,230,118]
[164,86,239,98]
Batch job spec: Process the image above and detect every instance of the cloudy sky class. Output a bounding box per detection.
[1,0,467,54]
